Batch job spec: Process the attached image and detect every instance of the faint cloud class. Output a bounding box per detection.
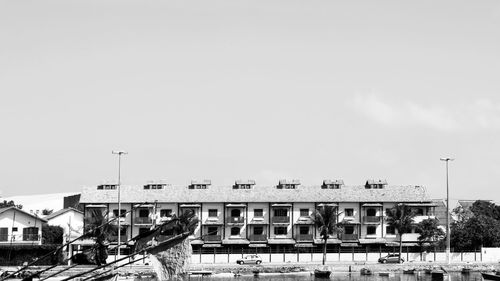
[349,94,500,131]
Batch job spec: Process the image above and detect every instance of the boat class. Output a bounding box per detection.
[378,272,390,277]
[462,268,471,274]
[431,270,445,281]
[360,268,373,275]
[424,268,432,274]
[403,269,415,274]
[481,272,500,281]
[314,269,331,278]
[90,273,119,281]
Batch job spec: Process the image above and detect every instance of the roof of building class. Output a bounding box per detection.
[80,184,430,204]
[45,207,83,220]
[0,206,48,222]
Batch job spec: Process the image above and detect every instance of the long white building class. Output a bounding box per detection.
[79,179,436,251]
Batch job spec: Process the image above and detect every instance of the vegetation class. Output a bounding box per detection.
[385,204,416,263]
[42,209,53,215]
[311,204,342,265]
[42,224,64,244]
[82,209,117,265]
[416,218,444,249]
[0,200,22,209]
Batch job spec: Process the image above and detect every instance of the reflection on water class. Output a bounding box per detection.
[164,272,484,281]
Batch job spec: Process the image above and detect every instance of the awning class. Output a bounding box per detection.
[249,244,268,248]
[271,204,292,207]
[222,239,250,245]
[134,204,154,208]
[295,243,315,248]
[317,203,338,207]
[86,204,107,208]
[362,203,383,207]
[226,204,246,207]
[180,204,201,208]
[190,239,204,245]
[202,244,222,248]
[267,238,296,245]
[341,220,361,224]
[295,220,314,225]
[403,203,437,207]
[359,238,386,244]
[385,242,419,247]
[248,221,269,225]
[203,221,223,225]
[341,243,361,247]
[313,238,342,245]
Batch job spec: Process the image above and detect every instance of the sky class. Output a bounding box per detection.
[1,0,500,202]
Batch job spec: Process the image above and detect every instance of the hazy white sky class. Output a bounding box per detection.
[1,0,500,202]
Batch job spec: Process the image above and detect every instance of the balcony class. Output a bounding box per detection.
[363,216,381,224]
[296,234,313,241]
[226,217,245,224]
[109,235,127,243]
[249,234,267,242]
[159,216,172,222]
[23,234,40,241]
[272,216,290,224]
[204,235,222,242]
[134,217,153,225]
[341,234,358,241]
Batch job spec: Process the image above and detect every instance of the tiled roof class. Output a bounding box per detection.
[45,207,83,220]
[80,184,430,204]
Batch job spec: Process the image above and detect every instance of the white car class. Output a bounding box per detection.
[236,254,262,265]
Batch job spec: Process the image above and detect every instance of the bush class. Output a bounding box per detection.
[42,224,64,244]
[0,245,63,266]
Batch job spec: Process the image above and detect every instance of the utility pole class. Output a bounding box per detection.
[440,157,454,264]
[112,150,127,261]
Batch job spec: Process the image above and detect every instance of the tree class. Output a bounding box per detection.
[0,200,22,209]
[42,209,54,216]
[385,204,416,263]
[311,204,342,265]
[42,224,64,244]
[416,218,444,248]
[82,209,117,266]
[470,201,500,220]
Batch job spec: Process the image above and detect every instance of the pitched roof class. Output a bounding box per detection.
[80,184,430,204]
[45,207,83,220]
[0,206,48,222]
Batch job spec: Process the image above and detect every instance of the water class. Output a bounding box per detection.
[151,272,484,281]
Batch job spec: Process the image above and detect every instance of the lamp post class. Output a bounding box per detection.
[112,150,127,260]
[440,157,454,264]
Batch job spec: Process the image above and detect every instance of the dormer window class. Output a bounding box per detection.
[321,179,344,189]
[233,180,256,189]
[277,179,300,189]
[144,184,166,190]
[188,180,211,189]
[97,184,117,190]
[365,179,387,189]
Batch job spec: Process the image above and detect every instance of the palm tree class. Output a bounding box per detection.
[83,209,118,265]
[385,204,416,263]
[311,204,342,265]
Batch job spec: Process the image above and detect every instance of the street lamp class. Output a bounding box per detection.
[440,157,454,264]
[112,150,127,260]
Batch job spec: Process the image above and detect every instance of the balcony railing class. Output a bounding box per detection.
[363,216,381,223]
[296,234,313,241]
[341,234,358,241]
[226,217,245,224]
[23,234,40,241]
[134,217,153,224]
[249,234,267,242]
[204,235,222,242]
[272,216,290,224]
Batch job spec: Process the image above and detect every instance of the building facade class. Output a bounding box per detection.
[79,179,436,251]
[0,206,46,245]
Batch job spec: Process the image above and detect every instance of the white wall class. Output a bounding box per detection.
[0,208,44,244]
[47,210,84,241]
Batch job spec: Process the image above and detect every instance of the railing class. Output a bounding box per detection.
[23,234,40,241]
[204,235,222,242]
[296,234,313,241]
[249,234,267,242]
[108,235,127,242]
[272,216,290,224]
[341,234,358,241]
[226,217,245,224]
[134,217,153,224]
[363,216,381,223]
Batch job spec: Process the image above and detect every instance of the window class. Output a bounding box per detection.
[208,209,218,217]
[345,208,354,217]
[144,184,165,190]
[0,228,7,241]
[386,226,395,235]
[299,226,309,235]
[231,227,240,236]
[274,227,288,235]
[253,226,264,235]
[230,209,241,217]
[189,184,208,189]
[366,208,376,216]
[344,226,354,235]
[23,227,39,241]
[274,208,288,217]
[207,226,218,236]
[367,226,377,235]
[415,208,424,215]
[139,209,149,217]
[254,209,263,217]
[12,227,18,232]
[300,209,309,217]
[113,209,126,218]
[160,209,172,217]
[97,184,117,190]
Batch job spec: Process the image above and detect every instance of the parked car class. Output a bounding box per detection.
[378,254,404,263]
[236,254,262,265]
